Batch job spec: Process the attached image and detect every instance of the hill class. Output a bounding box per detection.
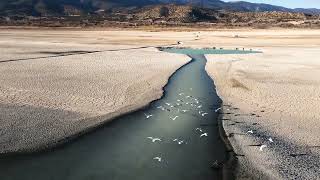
[2,4,319,28]
[0,0,156,16]
[0,0,320,16]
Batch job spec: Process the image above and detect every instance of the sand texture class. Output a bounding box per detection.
[205,30,320,179]
[1,29,320,179]
[0,30,190,153]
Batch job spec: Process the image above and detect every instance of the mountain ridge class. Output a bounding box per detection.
[2,4,319,28]
[0,0,319,16]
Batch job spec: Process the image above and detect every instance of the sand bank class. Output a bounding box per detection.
[205,31,320,179]
[0,30,190,153]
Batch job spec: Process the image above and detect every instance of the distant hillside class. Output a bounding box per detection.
[2,4,319,28]
[0,0,320,16]
[112,4,314,23]
[293,8,320,15]
[222,1,290,12]
[0,0,156,16]
[157,0,320,14]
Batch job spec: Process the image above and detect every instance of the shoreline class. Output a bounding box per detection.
[186,54,238,180]
[218,107,238,180]
[210,73,279,179]
[205,66,237,180]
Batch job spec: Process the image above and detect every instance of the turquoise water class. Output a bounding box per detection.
[160,47,261,55]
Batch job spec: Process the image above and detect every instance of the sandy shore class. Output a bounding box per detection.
[205,31,320,179]
[0,30,190,153]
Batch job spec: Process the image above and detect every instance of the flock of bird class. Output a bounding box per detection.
[142,88,220,163]
[177,32,254,53]
[246,124,274,151]
[143,87,274,164]
[224,104,275,152]
[177,32,201,45]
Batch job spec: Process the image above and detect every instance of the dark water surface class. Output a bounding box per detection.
[0,49,258,180]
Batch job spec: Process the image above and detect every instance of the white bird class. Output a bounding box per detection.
[197,105,202,109]
[179,93,184,96]
[170,116,179,121]
[268,138,274,143]
[186,96,191,98]
[215,107,221,113]
[153,157,162,162]
[200,133,208,137]
[147,137,162,142]
[173,138,184,145]
[196,128,203,132]
[181,109,188,112]
[144,113,153,119]
[177,99,181,102]
[247,130,254,134]
[201,112,208,117]
[170,105,174,108]
[199,110,203,114]
[165,103,171,106]
[157,106,165,111]
[259,145,267,151]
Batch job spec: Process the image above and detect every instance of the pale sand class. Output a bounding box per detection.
[205,30,320,179]
[0,30,190,153]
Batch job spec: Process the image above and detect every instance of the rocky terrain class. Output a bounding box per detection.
[1,0,320,17]
[1,0,320,28]
[1,5,319,28]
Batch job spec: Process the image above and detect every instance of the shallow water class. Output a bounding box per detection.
[0,53,230,180]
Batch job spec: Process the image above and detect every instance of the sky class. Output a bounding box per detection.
[223,0,320,9]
